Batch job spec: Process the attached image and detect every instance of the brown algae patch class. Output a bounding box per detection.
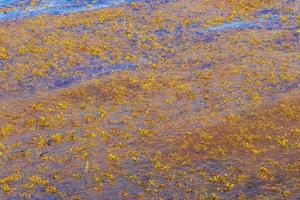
[0,0,299,199]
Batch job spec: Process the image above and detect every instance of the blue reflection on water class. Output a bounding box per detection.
[0,0,135,21]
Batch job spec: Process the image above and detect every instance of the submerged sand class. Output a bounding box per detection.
[0,0,299,199]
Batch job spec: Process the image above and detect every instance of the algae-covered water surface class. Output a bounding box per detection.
[0,0,299,199]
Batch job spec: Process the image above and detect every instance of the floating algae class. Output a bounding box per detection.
[0,0,299,199]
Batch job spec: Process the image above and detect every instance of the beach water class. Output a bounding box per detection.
[0,0,299,199]
[0,0,134,21]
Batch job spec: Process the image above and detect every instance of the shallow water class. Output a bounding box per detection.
[1,7,297,100]
[0,0,299,199]
[0,0,135,21]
